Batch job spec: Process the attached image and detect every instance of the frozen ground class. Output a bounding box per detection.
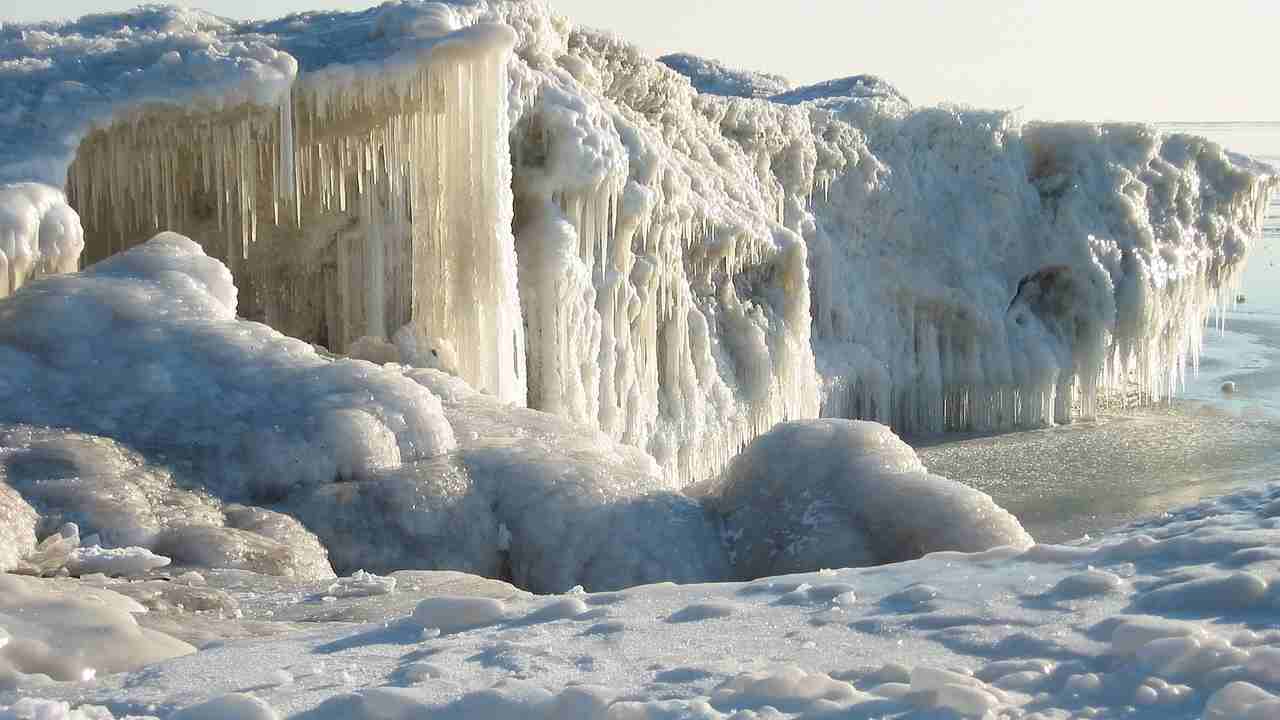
[4,481,1280,718]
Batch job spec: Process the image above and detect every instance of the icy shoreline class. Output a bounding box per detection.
[5,481,1280,719]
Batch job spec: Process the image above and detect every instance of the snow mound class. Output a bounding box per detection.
[1,424,335,580]
[702,419,1033,578]
[290,368,730,592]
[0,233,455,500]
[658,52,792,99]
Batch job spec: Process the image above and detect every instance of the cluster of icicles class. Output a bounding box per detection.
[48,10,1277,488]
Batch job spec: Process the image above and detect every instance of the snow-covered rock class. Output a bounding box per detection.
[701,419,1033,578]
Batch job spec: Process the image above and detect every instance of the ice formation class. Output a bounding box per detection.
[2,1,1274,486]
[657,53,793,99]
[0,184,83,299]
[0,233,454,498]
[699,420,1032,579]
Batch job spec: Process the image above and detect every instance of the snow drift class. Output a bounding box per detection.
[3,1,1273,488]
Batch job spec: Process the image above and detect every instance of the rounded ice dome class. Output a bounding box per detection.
[704,419,1033,579]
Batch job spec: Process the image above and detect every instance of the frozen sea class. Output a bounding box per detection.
[919,122,1280,543]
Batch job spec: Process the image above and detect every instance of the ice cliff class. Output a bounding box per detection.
[0,2,1275,496]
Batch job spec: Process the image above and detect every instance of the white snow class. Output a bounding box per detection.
[2,481,1278,718]
[700,419,1033,578]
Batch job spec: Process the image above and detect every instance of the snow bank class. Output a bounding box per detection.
[701,419,1033,578]
[9,481,1280,719]
[658,53,792,99]
[0,233,454,500]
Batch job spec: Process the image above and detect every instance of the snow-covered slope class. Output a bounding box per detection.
[1,1,1275,486]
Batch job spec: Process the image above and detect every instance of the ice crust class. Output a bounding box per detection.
[1,1,1275,487]
[5,482,1280,719]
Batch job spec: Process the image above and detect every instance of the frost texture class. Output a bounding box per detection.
[701,419,1033,578]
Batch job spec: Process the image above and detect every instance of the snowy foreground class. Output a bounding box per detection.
[3,482,1280,719]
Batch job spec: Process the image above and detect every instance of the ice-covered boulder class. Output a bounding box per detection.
[5,1,1273,491]
[0,183,83,298]
[0,233,455,500]
[701,419,1033,578]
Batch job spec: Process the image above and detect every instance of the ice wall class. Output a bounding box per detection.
[807,109,1277,432]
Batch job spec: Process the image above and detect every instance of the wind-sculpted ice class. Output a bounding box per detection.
[2,1,1275,486]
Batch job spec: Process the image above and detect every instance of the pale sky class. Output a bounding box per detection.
[4,0,1278,123]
